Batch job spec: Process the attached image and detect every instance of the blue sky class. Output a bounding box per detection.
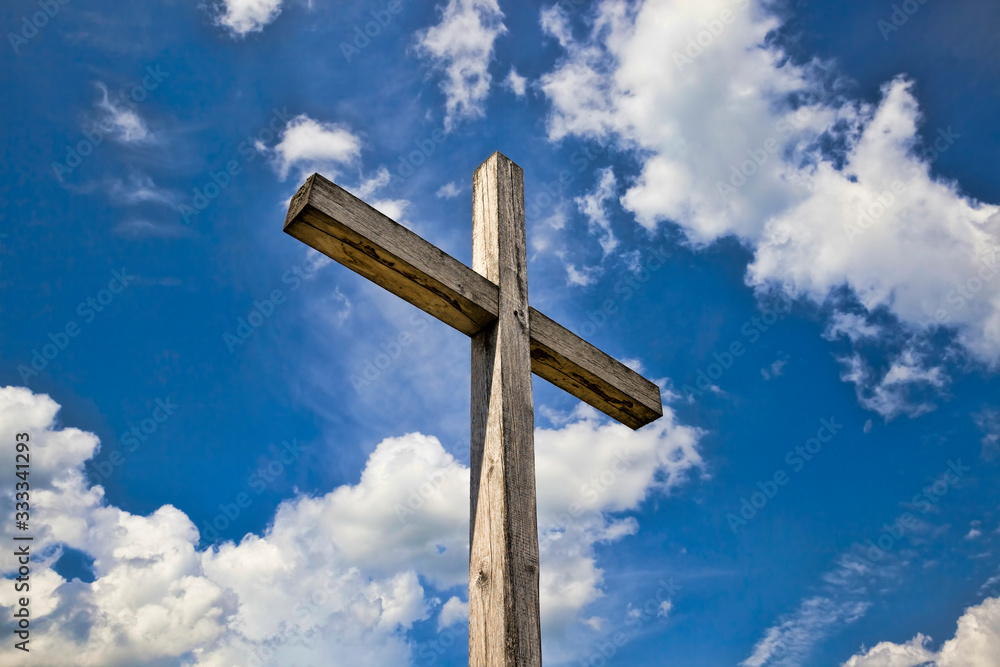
[1,0,999,664]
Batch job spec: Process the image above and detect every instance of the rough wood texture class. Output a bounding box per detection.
[284,173,497,336]
[529,309,662,429]
[469,152,542,667]
[283,173,663,430]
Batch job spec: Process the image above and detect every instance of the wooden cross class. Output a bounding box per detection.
[283,152,663,666]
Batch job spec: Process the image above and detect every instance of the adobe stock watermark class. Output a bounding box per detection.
[726,417,844,534]
[17,268,135,384]
[420,623,466,665]
[245,571,368,666]
[681,292,793,399]
[392,129,450,182]
[878,0,931,41]
[199,439,307,542]
[573,247,673,340]
[716,106,813,202]
[525,143,607,224]
[86,396,180,487]
[51,66,170,183]
[350,313,431,392]
[545,448,638,535]
[842,126,959,243]
[921,249,999,329]
[578,578,681,667]
[7,0,71,55]
[394,465,449,523]
[222,255,320,353]
[673,0,749,73]
[339,0,406,62]
[180,107,293,225]
[843,459,970,570]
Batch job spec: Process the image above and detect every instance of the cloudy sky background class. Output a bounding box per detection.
[1,0,1000,664]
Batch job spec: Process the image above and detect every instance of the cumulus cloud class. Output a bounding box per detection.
[0,387,703,666]
[438,596,469,629]
[841,597,1000,667]
[538,0,1000,417]
[416,0,507,131]
[213,0,284,37]
[270,115,362,181]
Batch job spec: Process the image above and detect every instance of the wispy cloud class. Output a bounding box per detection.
[436,181,462,199]
[350,166,412,225]
[760,359,786,381]
[575,167,619,256]
[975,407,1000,460]
[566,263,600,287]
[95,82,150,143]
[743,597,871,667]
[107,172,178,208]
[416,0,507,131]
[840,346,947,420]
[113,218,193,239]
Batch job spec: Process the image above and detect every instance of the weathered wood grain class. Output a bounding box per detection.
[283,172,663,430]
[529,309,662,430]
[284,173,498,336]
[469,152,542,667]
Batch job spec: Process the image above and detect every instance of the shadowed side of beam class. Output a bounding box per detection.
[529,309,662,430]
[284,173,498,336]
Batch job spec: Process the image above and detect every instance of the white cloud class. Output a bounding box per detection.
[839,346,946,420]
[107,172,178,208]
[505,67,527,96]
[416,0,507,131]
[539,0,1000,414]
[975,408,1000,460]
[436,181,462,199]
[824,312,884,343]
[357,166,392,199]
[566,263,601,286]
[0,387,703,666]
[113,218,193,239]
[438,596,469,629]
[347,166,413,225]
[575,167,619,256]
[743,597,871,667]
[761,359,786,381]
[841,597,1000,667]
[95,83,150,143]
[270,115,362,181]
[213,0,283,36]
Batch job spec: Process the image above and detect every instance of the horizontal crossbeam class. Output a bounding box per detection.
[284,173,662,429]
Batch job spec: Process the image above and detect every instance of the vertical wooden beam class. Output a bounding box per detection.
[470,152,542,666]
